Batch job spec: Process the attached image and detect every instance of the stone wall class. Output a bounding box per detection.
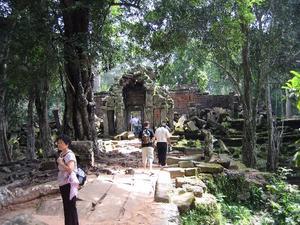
[169,89,238,115]
[98,66,174,135]
[94,91,108,117]
[95,90,239,118]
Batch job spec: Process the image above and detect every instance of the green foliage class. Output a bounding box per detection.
[221,203,252,225]
[175,139,201,148]
[293,150,300,168]
[182,202,222,225]
[284,71,300,110]
[204,173,266,211]
[265,168,300,225]
[198,169,300,224]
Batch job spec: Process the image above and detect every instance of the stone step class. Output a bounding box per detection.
[195,162,224,173]
[166,154,203,165]
[154,170,173,203]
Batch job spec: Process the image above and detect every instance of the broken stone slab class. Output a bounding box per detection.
[185,168,197,176]
[169,191,195,214]
[127,132,135,140]
[155,171,173,203]
[178,161,194,168]
[229,160,247,170]
[175,177,207,193]
[166,154,203,165]
[197,173,214,183]
[114,131,135,140]
[164,168,185,179]
[195,193,217,207]
[186,121,199,132]
[209,154,231,169]
[182,184,204,197]
[175,115,187,129]
[196,162,224,174]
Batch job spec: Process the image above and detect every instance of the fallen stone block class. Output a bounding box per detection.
[155,171,173,203]
[175,177,207,193]
[166,154,203,165]
[182,184,204,197]
[196,162,224,173]
[165,168,185,179]
[184,168,197,176]
[229,160,247,170]
[194,193,221,224]
[209,154,231,169]
[169,191,195,214]
[178,161,194,168]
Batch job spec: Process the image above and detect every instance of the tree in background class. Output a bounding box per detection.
[59,0,141,152]
[123,0,299,167]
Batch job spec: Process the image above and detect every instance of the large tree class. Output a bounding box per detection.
[123,0,299,167]
[0,17,14,162]
[59,0,140,151]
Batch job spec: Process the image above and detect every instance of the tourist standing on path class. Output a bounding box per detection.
[56,134,79,225]
[154,122,171,168]
[130,116,140,137]
[139,121,155,172]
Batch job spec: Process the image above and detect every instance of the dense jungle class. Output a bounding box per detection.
[0,0,299,225]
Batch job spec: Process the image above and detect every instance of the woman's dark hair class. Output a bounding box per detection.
[56,134,72,146]
[143,121,150,127]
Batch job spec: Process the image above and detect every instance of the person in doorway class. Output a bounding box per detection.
[154,122,171,168]
[130,116,140,137]
[139,121,155,172]
[56,134,79,225]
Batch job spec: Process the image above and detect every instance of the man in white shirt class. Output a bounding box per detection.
[154,122,171,167]
[130,116,140,136]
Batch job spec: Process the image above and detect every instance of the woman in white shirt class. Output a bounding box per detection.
[56,134,79,225]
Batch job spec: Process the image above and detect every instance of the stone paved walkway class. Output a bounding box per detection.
[1,169,179,225]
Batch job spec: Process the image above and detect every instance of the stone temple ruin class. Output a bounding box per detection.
[100,66,174,136]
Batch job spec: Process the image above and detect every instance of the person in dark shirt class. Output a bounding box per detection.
[139,121,155,172]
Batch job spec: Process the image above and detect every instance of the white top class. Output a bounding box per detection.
[130,117,139,126]
[155,126,171,143]
[57,150,77,186]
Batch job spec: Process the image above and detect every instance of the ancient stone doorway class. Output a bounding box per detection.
[107,110,115,135]
[127,109,143,132]
[100,66,174,136]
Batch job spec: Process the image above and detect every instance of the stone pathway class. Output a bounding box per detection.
[0,169,179,225]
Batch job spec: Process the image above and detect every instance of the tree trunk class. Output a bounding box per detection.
[266,75,280,171]
[35,77,54,158]
[60,0,102,152]
[0,89,11,163]
[26,90,36,159]
[0,18,14,163]
[52,109,62,134]
[203,129,213,161]
[241,24,256,168]
[285,89,292,118]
